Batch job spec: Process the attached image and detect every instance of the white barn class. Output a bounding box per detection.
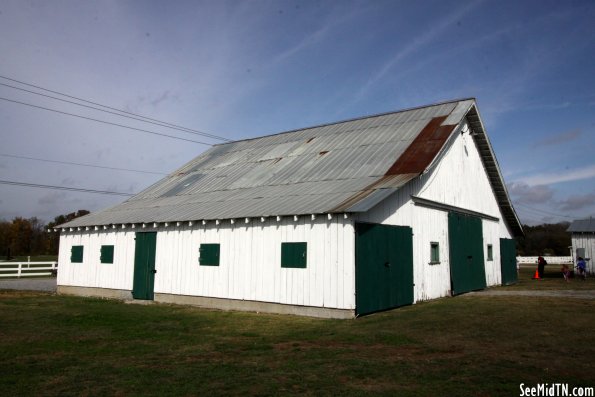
[568,218,595,274]
[56,99,523,318]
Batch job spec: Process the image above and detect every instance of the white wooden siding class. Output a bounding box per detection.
[482,220,502,287]
[356,121,513,301]
[571,234,595,273]
[58,216,356,310]
[57,230,136,290]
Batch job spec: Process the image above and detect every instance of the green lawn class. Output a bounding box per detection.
[505,266,595,290]
[1,286,594,396]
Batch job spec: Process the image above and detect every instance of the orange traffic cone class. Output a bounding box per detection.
[532,269,540,280]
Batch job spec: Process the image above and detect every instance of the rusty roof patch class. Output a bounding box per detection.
[386,116,457,175]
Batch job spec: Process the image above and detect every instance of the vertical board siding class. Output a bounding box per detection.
[571,234,595,273]
[482,220,502,287]
[356,121,513,302]
[58,231,136,290]
[60,216,356,310]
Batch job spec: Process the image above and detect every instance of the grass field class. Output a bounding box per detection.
[510,266,595,290]
[1,274,594,396]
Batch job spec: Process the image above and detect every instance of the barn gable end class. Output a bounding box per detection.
[356,119,514,302]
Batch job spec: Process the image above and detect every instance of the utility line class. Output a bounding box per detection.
[514,202,574,219]
[0,96,211,145]
[0,82,229,142]
[0,74,232,142]
[0,153,167,175]
[0,179,134,196]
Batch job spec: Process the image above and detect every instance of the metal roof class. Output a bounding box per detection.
[59,98,523,236]
[568,218,595,233]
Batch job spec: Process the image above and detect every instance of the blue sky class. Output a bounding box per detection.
[0,0,594,226]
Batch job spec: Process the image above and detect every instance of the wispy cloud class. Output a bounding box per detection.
[536,128,582,147]
[507,182,554,204]
[352,0,484,103]
[558,193,595,211]
[272,25,331,65]
[270,5,363,66]
[515,164,595,186]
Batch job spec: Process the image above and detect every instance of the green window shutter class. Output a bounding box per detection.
[100,245,114,264]
[430,242,440,263]
[281,242,307,268]
[71,245,84,263]
[199,244,220,266]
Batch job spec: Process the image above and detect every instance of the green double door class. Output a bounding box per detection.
[448,212,486,295]
[500,238,517,285]
[355,223,414,316]
[132,232,157,300]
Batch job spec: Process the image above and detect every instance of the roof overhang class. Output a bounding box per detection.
[466,105,524,237]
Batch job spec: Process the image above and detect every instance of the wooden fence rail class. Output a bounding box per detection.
[516,256,573,265]
[0,261,58,278]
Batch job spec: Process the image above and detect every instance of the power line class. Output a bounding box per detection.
[0,75,232,142]
[0,82,230,142]
[514,202,574,219]
[0,179,134,196]
[0,96,212,145]
[0,153,167,175]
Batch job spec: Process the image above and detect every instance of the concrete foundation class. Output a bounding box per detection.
[155,293,356,319]
[56,285,355,319]
[57,285,133,300]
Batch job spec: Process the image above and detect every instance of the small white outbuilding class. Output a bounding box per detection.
[568,218,595,274]
[56,98,523,318]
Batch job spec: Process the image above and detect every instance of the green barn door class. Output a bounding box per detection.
[356,223,413,316]
[500,238,517,285]
[132,232,157,300]
[448,212,486,295]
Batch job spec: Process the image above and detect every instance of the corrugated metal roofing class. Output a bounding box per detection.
[59,98,523,235]
[568,218,595,233]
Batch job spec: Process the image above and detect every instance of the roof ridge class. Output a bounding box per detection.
[215,97,476,147]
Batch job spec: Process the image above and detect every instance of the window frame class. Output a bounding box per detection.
[487,244,493,261]
[430,242,440,264]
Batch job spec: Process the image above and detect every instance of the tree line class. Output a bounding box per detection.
[0,210,89,259]
[516,222,572,256]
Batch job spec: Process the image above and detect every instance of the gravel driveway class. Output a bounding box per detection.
[0,278,57,292]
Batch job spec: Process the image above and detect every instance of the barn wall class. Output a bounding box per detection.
[571,234,595,273]
[58,215,356,310]
[57,229,136,291]
[356,121,512,301]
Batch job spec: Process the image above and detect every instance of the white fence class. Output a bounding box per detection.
[516,256,573,265]
[0,261,58,278]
